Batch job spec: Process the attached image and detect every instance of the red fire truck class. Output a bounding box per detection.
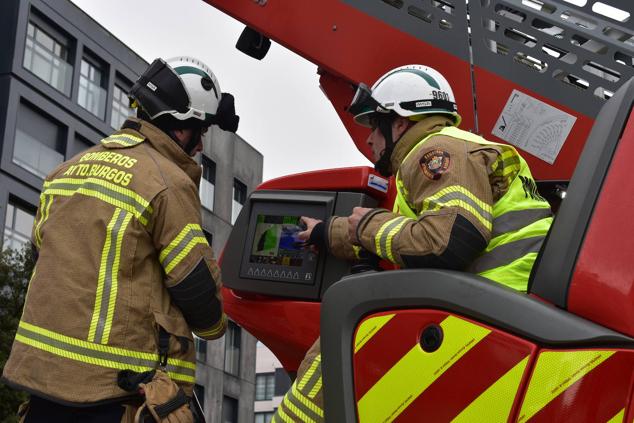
[206,0,634,421]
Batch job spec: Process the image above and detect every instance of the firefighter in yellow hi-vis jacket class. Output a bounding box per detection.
[2,57,240,422]
[273,65,553,422]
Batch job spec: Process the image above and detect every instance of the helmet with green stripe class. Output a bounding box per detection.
[166,56,221,123]
[352,64,461,127]
[130,56,239,133]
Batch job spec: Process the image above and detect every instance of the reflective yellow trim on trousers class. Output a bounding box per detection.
[16,321,195,382]
[280,392,317,423]
[354,314,395,353]
[43,177,152,225]
[159,224,208,274]
[275,371,325,423]
[451,356,529,422]
[606,409,625,423]
[518,350,615,423]
[276,405,298,423]
[298,354,321,391]
[358,315,490,422]
[293,382,324,417]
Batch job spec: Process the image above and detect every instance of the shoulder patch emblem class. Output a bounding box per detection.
[420,149,451,180]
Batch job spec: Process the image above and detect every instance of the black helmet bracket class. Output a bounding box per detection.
[130,59,190,120]
[348,82,397,176]
[374,114,396,177]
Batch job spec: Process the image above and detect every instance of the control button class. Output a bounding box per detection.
[305,273,312,280]
[293,272,299,280]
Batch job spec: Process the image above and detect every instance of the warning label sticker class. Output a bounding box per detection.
[492,89,576,164]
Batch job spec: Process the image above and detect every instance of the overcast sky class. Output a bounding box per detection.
[70,0,371,181]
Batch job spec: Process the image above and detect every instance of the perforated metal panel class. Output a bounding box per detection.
[342,0,471,61]
[470,0,634,117]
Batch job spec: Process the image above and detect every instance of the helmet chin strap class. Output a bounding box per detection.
[184,127,202,156]
[169,127,202,156]
[374,116,395,177]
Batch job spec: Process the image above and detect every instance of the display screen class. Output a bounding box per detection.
[250,215,304,267]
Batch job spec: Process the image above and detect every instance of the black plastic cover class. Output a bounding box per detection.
[529,78,634,307]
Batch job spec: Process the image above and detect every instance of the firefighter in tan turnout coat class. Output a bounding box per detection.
[273,65,552,422]
[2,57,240,422]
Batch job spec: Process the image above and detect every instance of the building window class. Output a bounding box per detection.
[193,384,205,411]
[255,412,274,423]
[222,396,238,423]
[274,368,292,398]
[13,101,65,179]
[255,373,275,401]
[23,18,73,96]
[78,55,107,119]
[200,156,215,211]
[111,82,134,129]
[195,336,207,361]
[224,321,241,375]
[232,179,247,224]
[3,199,35,251]
[69,133,93,158]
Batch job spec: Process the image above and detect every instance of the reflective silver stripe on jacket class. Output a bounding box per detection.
[469,236,545,273]
[491,208,552,238]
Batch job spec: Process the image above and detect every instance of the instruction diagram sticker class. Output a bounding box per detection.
[492,90,576,164]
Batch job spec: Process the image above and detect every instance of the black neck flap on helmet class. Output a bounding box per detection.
[348,83,396,177]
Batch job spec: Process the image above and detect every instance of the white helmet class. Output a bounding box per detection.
[165,56,221,122]
[130,56,239,132]
[350,64,461,127]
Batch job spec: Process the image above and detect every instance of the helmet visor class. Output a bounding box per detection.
[348,83,383,116]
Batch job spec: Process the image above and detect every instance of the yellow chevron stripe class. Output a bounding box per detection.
[354,314,395,353]
[298,354,321,391]
[275,405,297,423]
[357,315,490,422]
[606,409,625,423]
[452,356,530,422]
[517,350,615,423]
[281,391,317,423]
[292,382,324,417]
[308,376,322,399]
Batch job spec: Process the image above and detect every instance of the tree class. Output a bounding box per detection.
[0,246,35,422]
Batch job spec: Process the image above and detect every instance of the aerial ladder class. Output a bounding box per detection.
[205,0,634,421]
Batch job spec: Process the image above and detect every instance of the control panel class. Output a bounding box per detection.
[222,190,378,300]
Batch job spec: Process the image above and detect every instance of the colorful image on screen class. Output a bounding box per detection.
[250,215,304,267]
